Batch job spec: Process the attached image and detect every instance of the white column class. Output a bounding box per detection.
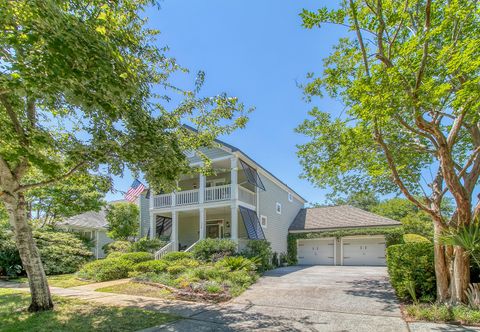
[231,157,238,201]
[199,207,206,240]
[230,204,238,242]
[171,211,178,251]
[149,212,155,239]
[199,173,206,204]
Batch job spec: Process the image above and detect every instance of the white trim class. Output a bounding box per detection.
[296,237,336,265]
[288,224,400,233]
[190,155,232,167]
[206,218,224,238]
[260,215,267,228]
[341,235,386,266]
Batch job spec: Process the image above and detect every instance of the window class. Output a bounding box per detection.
[276,202,282,215]
[260,215,267,228]
[288,193,293,202]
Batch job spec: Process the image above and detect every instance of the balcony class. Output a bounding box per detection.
[152,184,255,209]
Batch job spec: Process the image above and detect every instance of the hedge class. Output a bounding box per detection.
[287,227,404,264]
[77,258,133,282]
[0,228,93,277]
[386,242,435,301]
[191,239,237,261]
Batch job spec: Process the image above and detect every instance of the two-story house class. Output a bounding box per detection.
[137,136,307,257]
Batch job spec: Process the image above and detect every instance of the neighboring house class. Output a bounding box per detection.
[57,210,113,259]
[289,205,401,266]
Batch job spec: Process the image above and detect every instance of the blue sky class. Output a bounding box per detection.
[107,0,348,204]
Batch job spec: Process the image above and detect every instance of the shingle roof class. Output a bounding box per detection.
[58,210,108,230]
[289,205,401,232]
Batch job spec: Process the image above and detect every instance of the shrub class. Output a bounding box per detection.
[192,239,237,261]
[0,227,22,277]
[386,242,435,301]
[77,258,132,281]
[135,272,178,287]
[33,230,93,275]
[162,251,193,261]
[103,240,131,254]
[165,258,199,275]
[241,240,273,272]
[116,252,153,264]
[1,229,92,277]
[134,260,169,273]
[130,237,167,253]
[216,256,256,272]
[403,234,431,243]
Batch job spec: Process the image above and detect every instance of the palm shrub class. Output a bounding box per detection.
[441,220,480,269]
[216,256,256,272]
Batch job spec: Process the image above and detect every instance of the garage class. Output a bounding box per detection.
[342,236,386,266]
[297,238,335,265]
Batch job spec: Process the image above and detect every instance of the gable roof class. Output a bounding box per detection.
[289,205,401,232]
[183,124,307,203]
[58,210,108,230]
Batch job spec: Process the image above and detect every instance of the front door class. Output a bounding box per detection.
[206,224,220,238]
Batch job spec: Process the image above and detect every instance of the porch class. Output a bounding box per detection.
[151,156,258,210]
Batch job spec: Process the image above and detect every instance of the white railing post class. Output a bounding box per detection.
[199,174,205,204]
[199,207,206,240]
[231,157,238,201]
[149,212,155,239]
[171,211,178,251]
[171,192,176,207]
[231,204,238,243]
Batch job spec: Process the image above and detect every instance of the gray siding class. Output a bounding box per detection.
[187,147,231,164]
[139,193,150,237]
[96,230,113,258]
[258,174,304,254]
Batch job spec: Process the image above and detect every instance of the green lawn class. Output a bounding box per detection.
[0,288,177,332]
[97,281,175,299]
[404,303,480,326]
[13,274,94,288]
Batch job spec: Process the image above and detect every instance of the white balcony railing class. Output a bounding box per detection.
[152,184,256,209]
[176,189,199,206]
[239,186,256,206]
[205,184,231,202]
[154,194,172,208]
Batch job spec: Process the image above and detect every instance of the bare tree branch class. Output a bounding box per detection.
[350,0,370,76]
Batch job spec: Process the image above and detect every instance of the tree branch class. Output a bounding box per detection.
[349,0,370,77]
[15,162,86,193]
[0,95,28,146]
[373,122,436,216]
[414,0,431,92]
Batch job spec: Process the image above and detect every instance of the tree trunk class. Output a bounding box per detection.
[433,219,450,302]
[452,246,470,304]
[4,193,53,311]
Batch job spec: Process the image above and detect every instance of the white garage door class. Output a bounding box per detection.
[342,236,386,266]
[297,238,335,265]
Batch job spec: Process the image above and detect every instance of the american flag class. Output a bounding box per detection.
[124,179,146,202]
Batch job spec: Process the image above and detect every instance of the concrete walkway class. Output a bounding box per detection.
[2,268,480,331]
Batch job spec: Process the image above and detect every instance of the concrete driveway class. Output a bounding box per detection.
[155,265,409,331]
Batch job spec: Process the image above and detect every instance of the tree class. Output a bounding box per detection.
[106,202,139,240]
[27,171,110,226]
[297,0,479,303]
[0,1,248,311]
[371,198,433,238]
[328,190,380,211]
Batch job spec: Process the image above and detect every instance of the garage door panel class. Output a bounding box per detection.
[297,239,335,265]
[342,237,386,266]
